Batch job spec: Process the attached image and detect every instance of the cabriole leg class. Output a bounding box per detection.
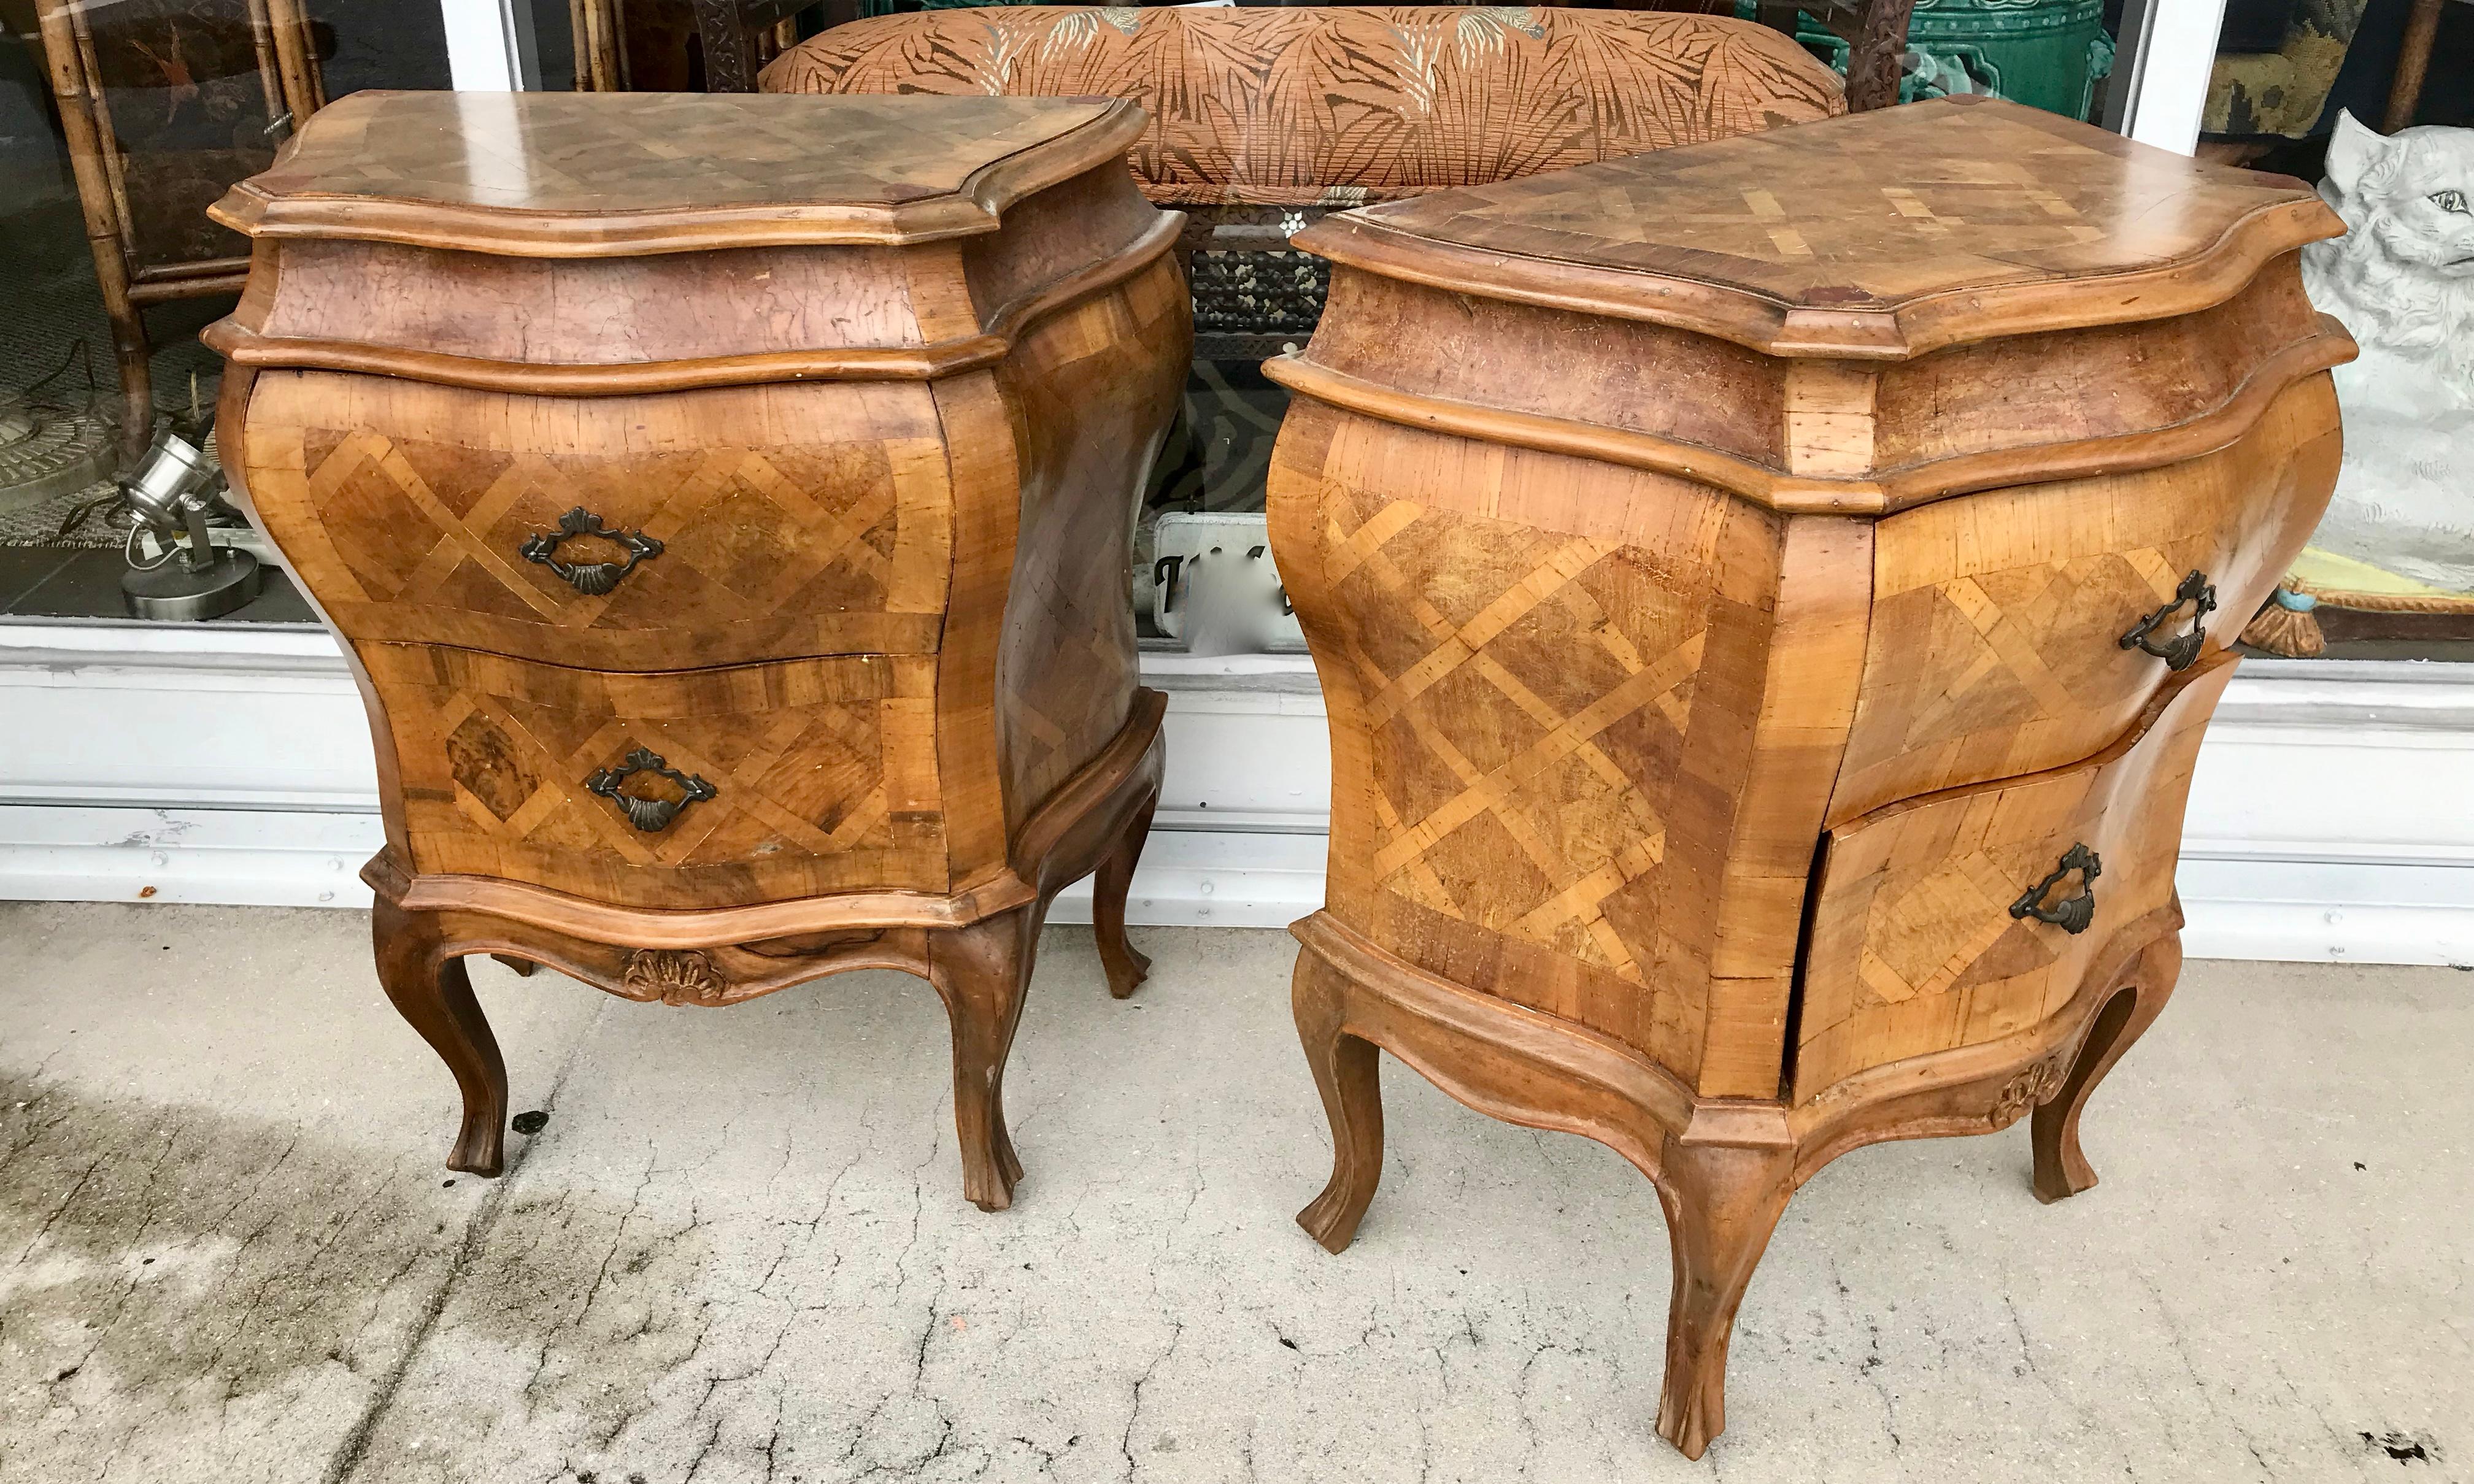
[1092,784,1158,999]
[2033,932,2182,1204]
[372,898,508,1177]
[930,901,1044,1211]
[1292,949,1385,1254]
[1654,1137,1795,1461]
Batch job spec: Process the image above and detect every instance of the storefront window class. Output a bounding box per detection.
[2205,0,2474,661]
[7,0,2467,663]
[0,0,445,623]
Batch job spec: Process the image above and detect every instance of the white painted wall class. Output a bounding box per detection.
[4,623,2470,966]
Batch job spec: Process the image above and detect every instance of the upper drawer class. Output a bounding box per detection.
[234,370,955,671]
[1828,373,2337,825]
[1793,650,2232,1105]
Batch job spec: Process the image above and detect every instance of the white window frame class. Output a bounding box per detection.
[441,0,541,91]
[437,0,2225,152]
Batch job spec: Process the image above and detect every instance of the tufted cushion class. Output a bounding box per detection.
[760,6,1844,209]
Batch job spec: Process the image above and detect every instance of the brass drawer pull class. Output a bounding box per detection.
[585,747,717,832]
[2118,569,2216,671]
[2010,843,2102,935]
[520,507,663,596]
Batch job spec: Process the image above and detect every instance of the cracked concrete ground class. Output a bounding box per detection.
[1,902,2465,1483]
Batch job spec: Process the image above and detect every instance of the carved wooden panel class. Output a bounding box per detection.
[1794,652,2234,1104]
[1270,399,1800,1083]
[366,644,947,909]
[241,371,954,671]
[1829,374,2340,823]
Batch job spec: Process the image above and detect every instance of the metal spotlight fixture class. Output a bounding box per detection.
[119,421,261,621]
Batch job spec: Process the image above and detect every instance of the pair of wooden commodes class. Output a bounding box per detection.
[214,93,2347,1458]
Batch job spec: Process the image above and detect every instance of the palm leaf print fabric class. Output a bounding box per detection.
[760,6,1844,207]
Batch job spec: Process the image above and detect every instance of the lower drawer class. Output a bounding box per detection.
[364,645,947,909]
[1790,649,2233,1104]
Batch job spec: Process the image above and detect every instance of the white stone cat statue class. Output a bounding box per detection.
[2299,110,2474,593]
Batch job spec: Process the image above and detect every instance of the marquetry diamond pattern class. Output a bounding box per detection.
[1321,490,1710,983]
[1850,549,2189,768]
[296,425,938,640]
[382,650,949,896]
[1851,848,2059,1012]
[252,91,1117,217]
[1358,101,2301,310]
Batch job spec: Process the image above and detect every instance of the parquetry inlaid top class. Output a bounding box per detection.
[1300,96,2344,356]
[210,90,1144,255]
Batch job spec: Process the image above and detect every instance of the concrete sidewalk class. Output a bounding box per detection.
[1,902,2464,1483]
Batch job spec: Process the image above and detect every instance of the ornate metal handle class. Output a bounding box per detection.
[2010,843,2102,935]
[520,507,662,596]
[2118,569,2216,671]
[584,747,716,833]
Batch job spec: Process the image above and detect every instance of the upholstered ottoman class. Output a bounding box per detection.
[761,5,1846,359]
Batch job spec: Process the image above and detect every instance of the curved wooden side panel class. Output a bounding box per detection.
[1831,374,2339,822]
[1268,395,1802,1089]
[1269,393,1873,1097]
[216,363,415,863]
[990,253,1190,836]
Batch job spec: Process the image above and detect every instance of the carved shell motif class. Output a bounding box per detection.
[613,793,679,832]
[563,562,625,596]
[619,948,736,1007]
[1988,1052,2070,1128]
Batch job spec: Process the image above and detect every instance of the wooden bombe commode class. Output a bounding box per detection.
[1264,97,2351,1456]
[205,91,1190,1210]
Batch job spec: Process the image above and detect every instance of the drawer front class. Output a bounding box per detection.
[241,371,955,671]
[1830,374,2337,824]
[365,645,947,908]
[1792,652,2232,1104]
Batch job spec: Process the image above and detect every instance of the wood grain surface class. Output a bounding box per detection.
[241,372,955,672]
[1829,372,2341,821]
[209,90,1147,253]
[210,91,1192,1207]
[1796,652,2232,1103]
[1272,398,1776,1089]
[1301,96,2345,359]
[1267,94,2340,1459]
